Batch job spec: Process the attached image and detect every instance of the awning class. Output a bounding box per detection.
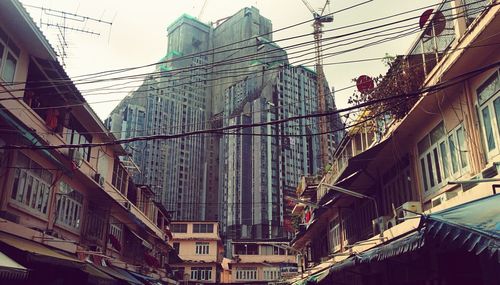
[357,230,425,263]
[96,265,143,285]
[328,257,356,273]
[0,250,29,281]
[329,195,499,275]
[291,267,330,285]
[127,270,163,285]
[424,193,500,257]
[306,269,329,284]
[0,231,83,269]
[84,263,119,285]
[332,195,499,268]
[161,276,178,285]
[335,139,389,183]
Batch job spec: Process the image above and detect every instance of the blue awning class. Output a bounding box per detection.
[355,194,500,264]
[357,230,425,264]
[424,193,500,257]
[295,194,500,283]
[126,270,163,285]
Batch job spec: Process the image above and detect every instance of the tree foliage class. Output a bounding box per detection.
[348,55,426,120]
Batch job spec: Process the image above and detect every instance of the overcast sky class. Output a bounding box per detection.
[19,0,438,120]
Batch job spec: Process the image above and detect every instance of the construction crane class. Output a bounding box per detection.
[301,0,333,169]
[198,0,208,20]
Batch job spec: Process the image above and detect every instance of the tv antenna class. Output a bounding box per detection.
[23,4,113,66]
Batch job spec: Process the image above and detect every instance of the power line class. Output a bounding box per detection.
[77,21,422,97]
[4,0,470,90]
[1,35,498,141]
[1,1,490,103]
[8,0,374,88]
[2,61,497,151]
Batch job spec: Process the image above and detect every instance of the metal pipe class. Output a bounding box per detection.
[448,178,500,184]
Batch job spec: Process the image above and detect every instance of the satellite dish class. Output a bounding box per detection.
[419,9,434,29]
[356,75,374,94]
[420,9,446,36]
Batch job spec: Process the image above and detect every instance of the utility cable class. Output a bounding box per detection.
[5,0,472,89]
[2,61,497,150]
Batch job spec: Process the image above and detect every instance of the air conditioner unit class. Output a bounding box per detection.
[396,201,422,223]
[461,173,482,192]
[482,164,498,178]
[372,215,396,235]
[431,191,458,208]
[94,173,105,187]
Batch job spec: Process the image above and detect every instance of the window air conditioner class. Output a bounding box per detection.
[396,201,422,223]
[372,215,396,235]
[461,173,482,192]
[431,191,458,208]
[482,164,499,178]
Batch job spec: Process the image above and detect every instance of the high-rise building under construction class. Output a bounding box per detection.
[106,7,343,240]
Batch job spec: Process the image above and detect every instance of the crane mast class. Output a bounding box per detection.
[301,0,333,169]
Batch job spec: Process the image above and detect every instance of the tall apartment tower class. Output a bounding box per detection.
[220,63,340,247]
[203,8,274,221]
[106,15,211,220]
[106,8,343,231]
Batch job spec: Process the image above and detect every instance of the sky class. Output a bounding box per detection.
[19,0,439,120]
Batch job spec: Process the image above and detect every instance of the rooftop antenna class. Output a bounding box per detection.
[23,4,113,66]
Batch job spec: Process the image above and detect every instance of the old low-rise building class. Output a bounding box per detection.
[223,240,298,284]
[289,0,500,284]
[0,1,176,284]
[169,221,223,284]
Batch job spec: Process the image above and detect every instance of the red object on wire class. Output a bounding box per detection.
[356,75,374,94]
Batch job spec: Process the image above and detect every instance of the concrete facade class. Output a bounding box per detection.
[289,1,500,284]
[224,240,298,284]
[220,64,342,247]
[0,1,175,283]
[106,7,343,245]
[169,221,223,283]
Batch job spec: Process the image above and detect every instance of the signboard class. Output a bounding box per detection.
[280,265,299,277]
